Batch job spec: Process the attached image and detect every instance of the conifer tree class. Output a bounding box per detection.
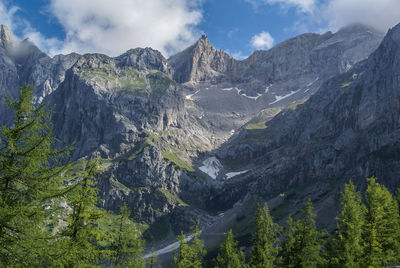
[0,84,70,266]
[214,229,246,268]
[362,177,400,267]
[291,199,323,268]
[279,216,295,268]
[111,203,145,267]
[174,219,206,268]
[395,188,400,215]
[53,159,108,266]
[249,203,280,268]
[174,233,194,268]
[191,218,206,267]
[330,181,365,268]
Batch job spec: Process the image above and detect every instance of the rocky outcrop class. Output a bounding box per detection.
[0,24,14,50]
[168,35,235,83]
[0,21,396,240]
[167,25,384,141]
[214,23,400,227]
[50,51,186,158]
[0,24,80,124]
[116,48,173,76]
[46,48,215,230]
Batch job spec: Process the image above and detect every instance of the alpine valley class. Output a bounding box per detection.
[1,19,400,264]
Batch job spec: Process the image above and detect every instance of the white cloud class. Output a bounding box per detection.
[246,0,400,34]
[0,0,202,57]
[0,1,60,53]
[324,0,400,32]
[47,0,202,56]
[0,2,17,28]
[251,31,274,50]
[245,0,317,13]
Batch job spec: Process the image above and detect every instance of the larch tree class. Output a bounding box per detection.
[214,229,246,268]
[362,177,400,267]
[174,233,194,268]
[249,203,280,268]
[279,216,295,268]
[0,84,70,266]
[330,181,365,268]
[174,219,206,268]
[53,159,108,267]
[291,199,323,268]
[111,203,145,268]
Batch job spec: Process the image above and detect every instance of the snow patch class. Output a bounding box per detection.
[235,88,242,95]
[240,92,262,100]
[144,235,193,258]
[306,77,319,87]
[230,129,235,135]
[199,157,223,179]
[221,87,233,91]
[185,90,200,100]
[269,89,301,105]
[224,170,249,179]
[265,84,273,93]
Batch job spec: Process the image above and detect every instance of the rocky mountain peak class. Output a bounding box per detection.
[194,35,213,51]
[365,22,400,76]
[1,24,14,49]
[386,22,400,44]
[116,47,172,76]
[168,35,234,83]
[337,23,383,35]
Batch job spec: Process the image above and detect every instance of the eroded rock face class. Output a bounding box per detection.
[116,48,173,76]
[0,21,397,238]
[167,24,384,140]
[169,24,383,87]
[214,23,400,227]
[168,35,235,83]
[0,24,80,125]
[46,47,215,228]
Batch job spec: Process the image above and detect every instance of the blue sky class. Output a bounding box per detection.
[1,0,400,59]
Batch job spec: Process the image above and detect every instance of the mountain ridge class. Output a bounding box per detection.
[0,22,398,263]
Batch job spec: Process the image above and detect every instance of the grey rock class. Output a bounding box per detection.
[215,22,400,229]
[0,21,396,242]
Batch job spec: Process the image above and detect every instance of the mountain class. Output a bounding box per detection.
[48,48,217,232]
[0,25,80,124]
[213,22,400,228]
[168,35,235,83]
[0,22,398,261]
[168,25,384,138]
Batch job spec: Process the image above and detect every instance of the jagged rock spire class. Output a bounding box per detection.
[1,24,14,49]
[168,35,234,83]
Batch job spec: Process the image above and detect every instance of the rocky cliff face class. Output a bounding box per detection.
[0,24,215,233]
[167,25,384,141]
[0,21,397,248]
[213,22,400,228]
[0,25,80,124]
[48,49,215,230]
[168,35,235,83]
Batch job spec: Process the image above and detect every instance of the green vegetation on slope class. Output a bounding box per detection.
[158,188,189,207]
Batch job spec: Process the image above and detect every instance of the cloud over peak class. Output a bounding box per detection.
[0,0,203,57]
[245,0,317,13]
[251,31,275,50]
[48,0,202,57]
[324,0,400,33]
[245,0,400,34]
